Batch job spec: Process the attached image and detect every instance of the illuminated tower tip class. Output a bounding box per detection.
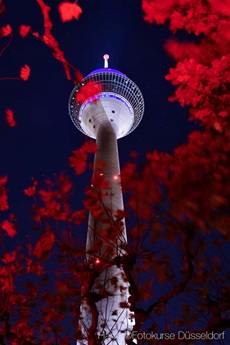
[103,53,109,68]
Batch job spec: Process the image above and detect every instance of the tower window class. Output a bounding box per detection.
[112,110,115,114]
[89,119,92,122]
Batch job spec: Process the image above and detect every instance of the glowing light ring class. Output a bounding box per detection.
[68,70,144,138]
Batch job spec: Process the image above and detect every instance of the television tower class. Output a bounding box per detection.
[69,55,144,344]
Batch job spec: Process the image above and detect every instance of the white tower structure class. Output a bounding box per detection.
[69,55,144,344]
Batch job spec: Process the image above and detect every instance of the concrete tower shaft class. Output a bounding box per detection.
[68,60,144,345]
[86,124,126,261]
[76,122,135,345]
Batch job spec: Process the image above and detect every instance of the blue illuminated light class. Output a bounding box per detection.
[86,68,126,78]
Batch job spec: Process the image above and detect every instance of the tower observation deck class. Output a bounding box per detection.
[68,55,144,345]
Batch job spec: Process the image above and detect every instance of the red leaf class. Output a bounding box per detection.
[1,220,17,237]
[0,176,9,211]
[0,267,14,292]
[59,174,72,194]
[82,140,98,153]
[119,301,129,308]
[26,258,43,275]
[24,179,38,197]
[115,209,126,220]
[130,151,139,158]
[2,251,17,263]
[35,0,72,80]
[24,186,36,197]
[5,109,16,127]
[0,2,6,16]
[0,24,12,37]
[74,70,84,85]
[32,32,39,38]
[58,1,82,22]
[20,64,30,81]
[69,148,87,174]
[90,208,104,220]
[19,25,31,38]
[121,162,136,190]
[76,81,102,103]
[33,229,55,259]
[71,209,86,224]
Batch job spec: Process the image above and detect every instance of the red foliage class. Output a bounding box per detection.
[121,162,137,194]
[58,1,82,22]
[24,179,38,197]
[165,56,230,132]
[90,172,109,191]
[2,250,17,264]
[144,131,230,235]
[20,64,30,81]
[142,0,230,134]
[0,266,15,292]
[164,39,220,65]
[28,174,73,222]
[0,176,9,210]
[69,140,97,174]
[74,70,84,85]
[69,148,87,175]
[26,258,43,275]
[36,0,72,80]
[0,0,6,16]
[5,108,16,127]
[32,31,39,38]
[76,81,102,103]
[1,219,17,237]
[70,209,86,224]
[33,229,55,259]
[130,151,139,158]
[0,24,12,37]
[142,0,230,36]
[82,140,98,154]
[19,25,31,38]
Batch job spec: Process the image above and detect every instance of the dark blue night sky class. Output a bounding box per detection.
[1,0,197,217]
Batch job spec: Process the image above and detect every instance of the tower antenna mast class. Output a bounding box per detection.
[103,53,109,68]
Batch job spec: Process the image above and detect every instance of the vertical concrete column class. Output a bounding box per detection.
[78,125,134,345]
[86,123,127,261]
